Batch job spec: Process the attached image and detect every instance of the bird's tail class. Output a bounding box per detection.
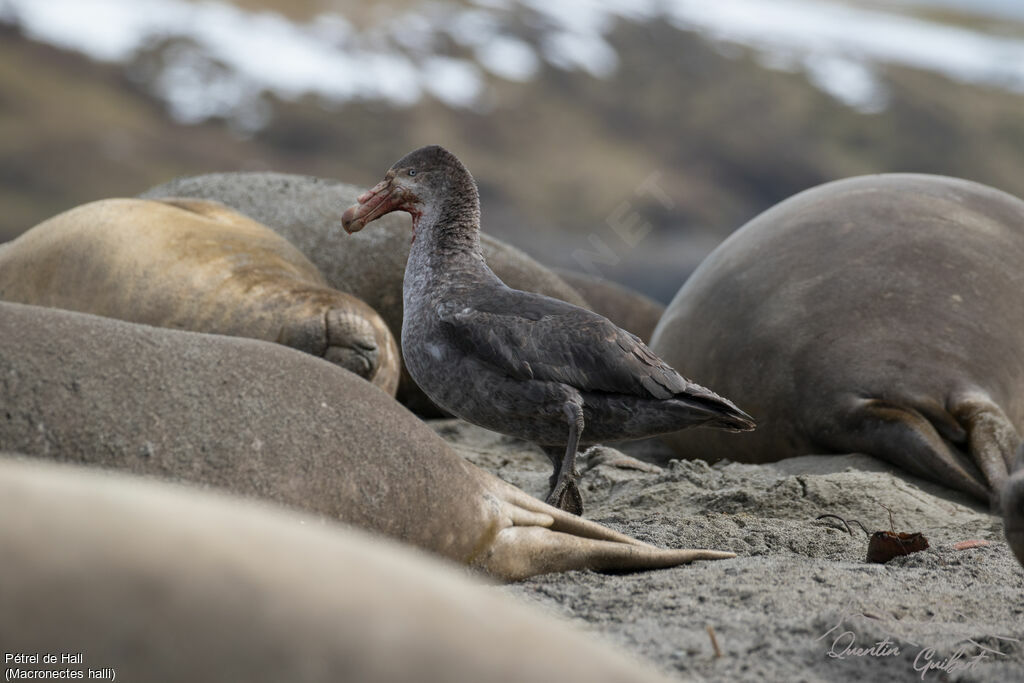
[673,381,755,432]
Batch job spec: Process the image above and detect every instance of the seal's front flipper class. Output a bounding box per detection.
[276,310,379,379]
[832,396,989,501]
[277,303,400,396]
[326,304,400,395]
[322,308,382,379]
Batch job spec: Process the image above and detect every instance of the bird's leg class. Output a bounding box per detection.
[541,445,566,492]
[544,401,585,515]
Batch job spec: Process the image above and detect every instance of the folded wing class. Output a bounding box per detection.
[437,288,690,399]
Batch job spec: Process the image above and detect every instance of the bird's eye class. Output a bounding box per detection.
[408,169,417,176]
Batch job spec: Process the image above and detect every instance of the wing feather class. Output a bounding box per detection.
[438,288,689,398]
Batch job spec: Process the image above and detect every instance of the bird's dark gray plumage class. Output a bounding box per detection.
[342,145,754,513]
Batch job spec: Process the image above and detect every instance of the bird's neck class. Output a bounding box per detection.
[406,180,489,288]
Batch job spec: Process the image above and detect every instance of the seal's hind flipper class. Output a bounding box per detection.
[477,526,735,581]
[950,391,1019,498]
[833,395,989,501]
[471,479,735,581]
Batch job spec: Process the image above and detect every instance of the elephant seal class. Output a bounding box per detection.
[0,197,399,394]
[553,267,666,342]
[141,172,588,413]
[651,174,1024,504]
[0,302,733,580]
[0,456,675,683]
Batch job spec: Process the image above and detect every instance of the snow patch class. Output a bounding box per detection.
[3,0,1024,129]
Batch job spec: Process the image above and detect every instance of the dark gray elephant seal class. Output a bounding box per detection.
[0,197,399,395]
[0,457,675,683]
[0,302,733,580]
[553,267,666,342]
[141,172,588,413]
[651,174,1024,504]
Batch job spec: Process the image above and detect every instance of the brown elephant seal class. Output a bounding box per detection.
[141,172,588,414]
[0,456,675,683]
[0,302,733,580]
[651,174,1024,504]
[553,267,666,342]
[0,197,399,394]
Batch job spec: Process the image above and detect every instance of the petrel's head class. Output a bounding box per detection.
[341,145,473,237]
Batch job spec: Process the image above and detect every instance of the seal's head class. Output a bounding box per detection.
[341,145,474,240]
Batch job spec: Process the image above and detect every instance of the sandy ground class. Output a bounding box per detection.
[431,419,1024,683]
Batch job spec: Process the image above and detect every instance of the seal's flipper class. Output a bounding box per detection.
[497,482,650,548]
[475,526,735,581]
[277,314,330,358]
[472,478,735,581]
[950,391,1019,499]
[323,308,382,379]
[276,304,400,395]
[834,396,989,501]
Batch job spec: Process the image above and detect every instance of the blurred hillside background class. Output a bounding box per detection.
[3,0,1024,301]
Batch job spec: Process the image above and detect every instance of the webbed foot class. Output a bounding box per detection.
[545,474,583,516]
